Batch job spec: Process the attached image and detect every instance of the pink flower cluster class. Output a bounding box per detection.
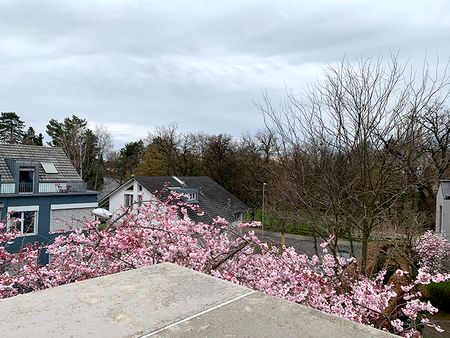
[415,230,450,274]
[0,197,449,337]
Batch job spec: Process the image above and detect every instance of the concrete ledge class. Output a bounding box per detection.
[0,263,396,337]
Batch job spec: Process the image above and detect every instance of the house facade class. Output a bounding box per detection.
[0,144,97,261]
[100,176,247,227]
[436,180,450,240]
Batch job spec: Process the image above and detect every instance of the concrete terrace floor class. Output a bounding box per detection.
[0,263,396,338]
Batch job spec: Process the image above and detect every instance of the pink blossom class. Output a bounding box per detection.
[0,201,448,338]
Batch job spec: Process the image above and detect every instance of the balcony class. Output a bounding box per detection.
[18,182,34,193]
[39,181,87,193]
[0,181,87,195]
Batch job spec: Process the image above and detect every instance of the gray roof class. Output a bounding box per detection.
[0,144,82,183]
[134,176,248,224]
[441,181,450,199]
[98,177,121,201]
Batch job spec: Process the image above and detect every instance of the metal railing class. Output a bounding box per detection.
[0,181,88,194]
[40,181,87,193]
[1,183,16,194]
[18,182,34,193]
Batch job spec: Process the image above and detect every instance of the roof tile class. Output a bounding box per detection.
[0,144,82,183]
[134,176,248,223]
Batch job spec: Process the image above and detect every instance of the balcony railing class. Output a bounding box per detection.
[18,182,34,193]
[0,181,88,194]
[39,181,87,193]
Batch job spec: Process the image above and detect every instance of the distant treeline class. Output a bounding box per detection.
[4,56,450,272]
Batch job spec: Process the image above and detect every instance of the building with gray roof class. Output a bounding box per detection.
[0,144,97,262]
[100,176,248,226]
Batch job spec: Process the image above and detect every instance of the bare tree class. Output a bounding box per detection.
[419,104,450,180]
[145,123,180,175]
[260,55,450,274]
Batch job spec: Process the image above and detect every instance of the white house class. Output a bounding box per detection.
[436,180,450,239]
[99,176,248,227]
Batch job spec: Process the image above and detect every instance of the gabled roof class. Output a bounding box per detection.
[0,144,82,183]
[136,176,248,223]
[101,176,248,224]
[98,177,121,201]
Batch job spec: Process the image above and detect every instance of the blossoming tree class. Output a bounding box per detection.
[0,194,449,337]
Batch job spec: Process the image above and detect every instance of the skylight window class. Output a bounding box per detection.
[41,162,58,174]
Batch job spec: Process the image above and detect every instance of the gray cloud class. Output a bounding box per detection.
[0,0,449,147]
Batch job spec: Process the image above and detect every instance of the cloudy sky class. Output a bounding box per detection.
[1,0,450,147]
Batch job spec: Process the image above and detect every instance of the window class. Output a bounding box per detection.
[9,210,38,235]
[169,187,198,203]
[439,205,443,233]
[19,168,34,193]
[187,193,197,202]
[41,162,58,174]
[124,194,134,207]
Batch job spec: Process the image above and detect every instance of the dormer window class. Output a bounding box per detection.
[19,168,34,193]
[187,193,197,202]
[169,187,199,203]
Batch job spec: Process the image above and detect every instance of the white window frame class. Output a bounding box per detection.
[124,193,134,207]
[7,206,39,236]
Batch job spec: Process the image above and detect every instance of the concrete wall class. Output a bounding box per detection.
[0,263,396,338]
[436,185,450,240]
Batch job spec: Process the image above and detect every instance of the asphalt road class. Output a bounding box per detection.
[248,228,362,259]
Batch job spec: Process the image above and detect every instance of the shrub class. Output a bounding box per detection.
[427,282,450,312]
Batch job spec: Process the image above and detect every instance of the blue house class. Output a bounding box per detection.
[0,144,97,262]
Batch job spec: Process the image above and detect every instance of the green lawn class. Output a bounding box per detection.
[243,209,361,241]
[244,209,318,237]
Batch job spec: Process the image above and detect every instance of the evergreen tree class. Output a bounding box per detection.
[46,115,87,147]
[22,127,43,146]
[0,112,25,144]
[46,115,110,190]
[115,141,145,183]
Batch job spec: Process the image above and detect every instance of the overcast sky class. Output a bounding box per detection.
[1,0,450,147]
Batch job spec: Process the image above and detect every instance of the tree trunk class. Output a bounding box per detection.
[361,225,370,275]
[280,232,286,247]
[347,222,355,257]
[313,233,319,256]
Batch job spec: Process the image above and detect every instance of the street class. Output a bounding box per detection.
[247,228,362,259]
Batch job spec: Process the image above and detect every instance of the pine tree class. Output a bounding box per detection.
[22,127,43,146]
[0,112,25,144]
